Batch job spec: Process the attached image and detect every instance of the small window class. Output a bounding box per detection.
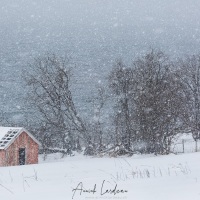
[19,148,26,165]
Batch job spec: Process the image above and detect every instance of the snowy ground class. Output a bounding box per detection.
[0,152,200,200]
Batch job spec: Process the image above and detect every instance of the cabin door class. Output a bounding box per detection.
[19,148,26,165]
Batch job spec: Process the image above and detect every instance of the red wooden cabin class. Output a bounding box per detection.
[0,127,40,167]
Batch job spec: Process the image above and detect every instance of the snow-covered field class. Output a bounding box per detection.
[0,152,199,200]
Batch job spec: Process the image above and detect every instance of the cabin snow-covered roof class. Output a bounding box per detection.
[0,127,40,150]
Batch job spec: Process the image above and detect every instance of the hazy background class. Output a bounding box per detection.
[0,0,200,123]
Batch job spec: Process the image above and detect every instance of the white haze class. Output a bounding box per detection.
[0,0,200,121]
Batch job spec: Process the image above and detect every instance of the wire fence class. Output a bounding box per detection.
[172,139,200,154]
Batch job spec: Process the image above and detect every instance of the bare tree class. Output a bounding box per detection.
[25,54,88,155]
[108,60,135,155]
[132,50,184,154]
[92,86,108,153]
[177,55,200,151]
[81,85,109,156]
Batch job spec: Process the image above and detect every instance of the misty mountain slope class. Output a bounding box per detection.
[0,0,200,122]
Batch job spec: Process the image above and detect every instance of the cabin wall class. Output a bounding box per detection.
[3,131,38,166]
[0,150,5,166]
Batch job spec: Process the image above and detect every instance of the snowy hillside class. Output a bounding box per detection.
[0,0,200,121]
[0,152,199,200]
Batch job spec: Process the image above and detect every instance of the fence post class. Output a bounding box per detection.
[182,139,184,153]
[195,140,198,152]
